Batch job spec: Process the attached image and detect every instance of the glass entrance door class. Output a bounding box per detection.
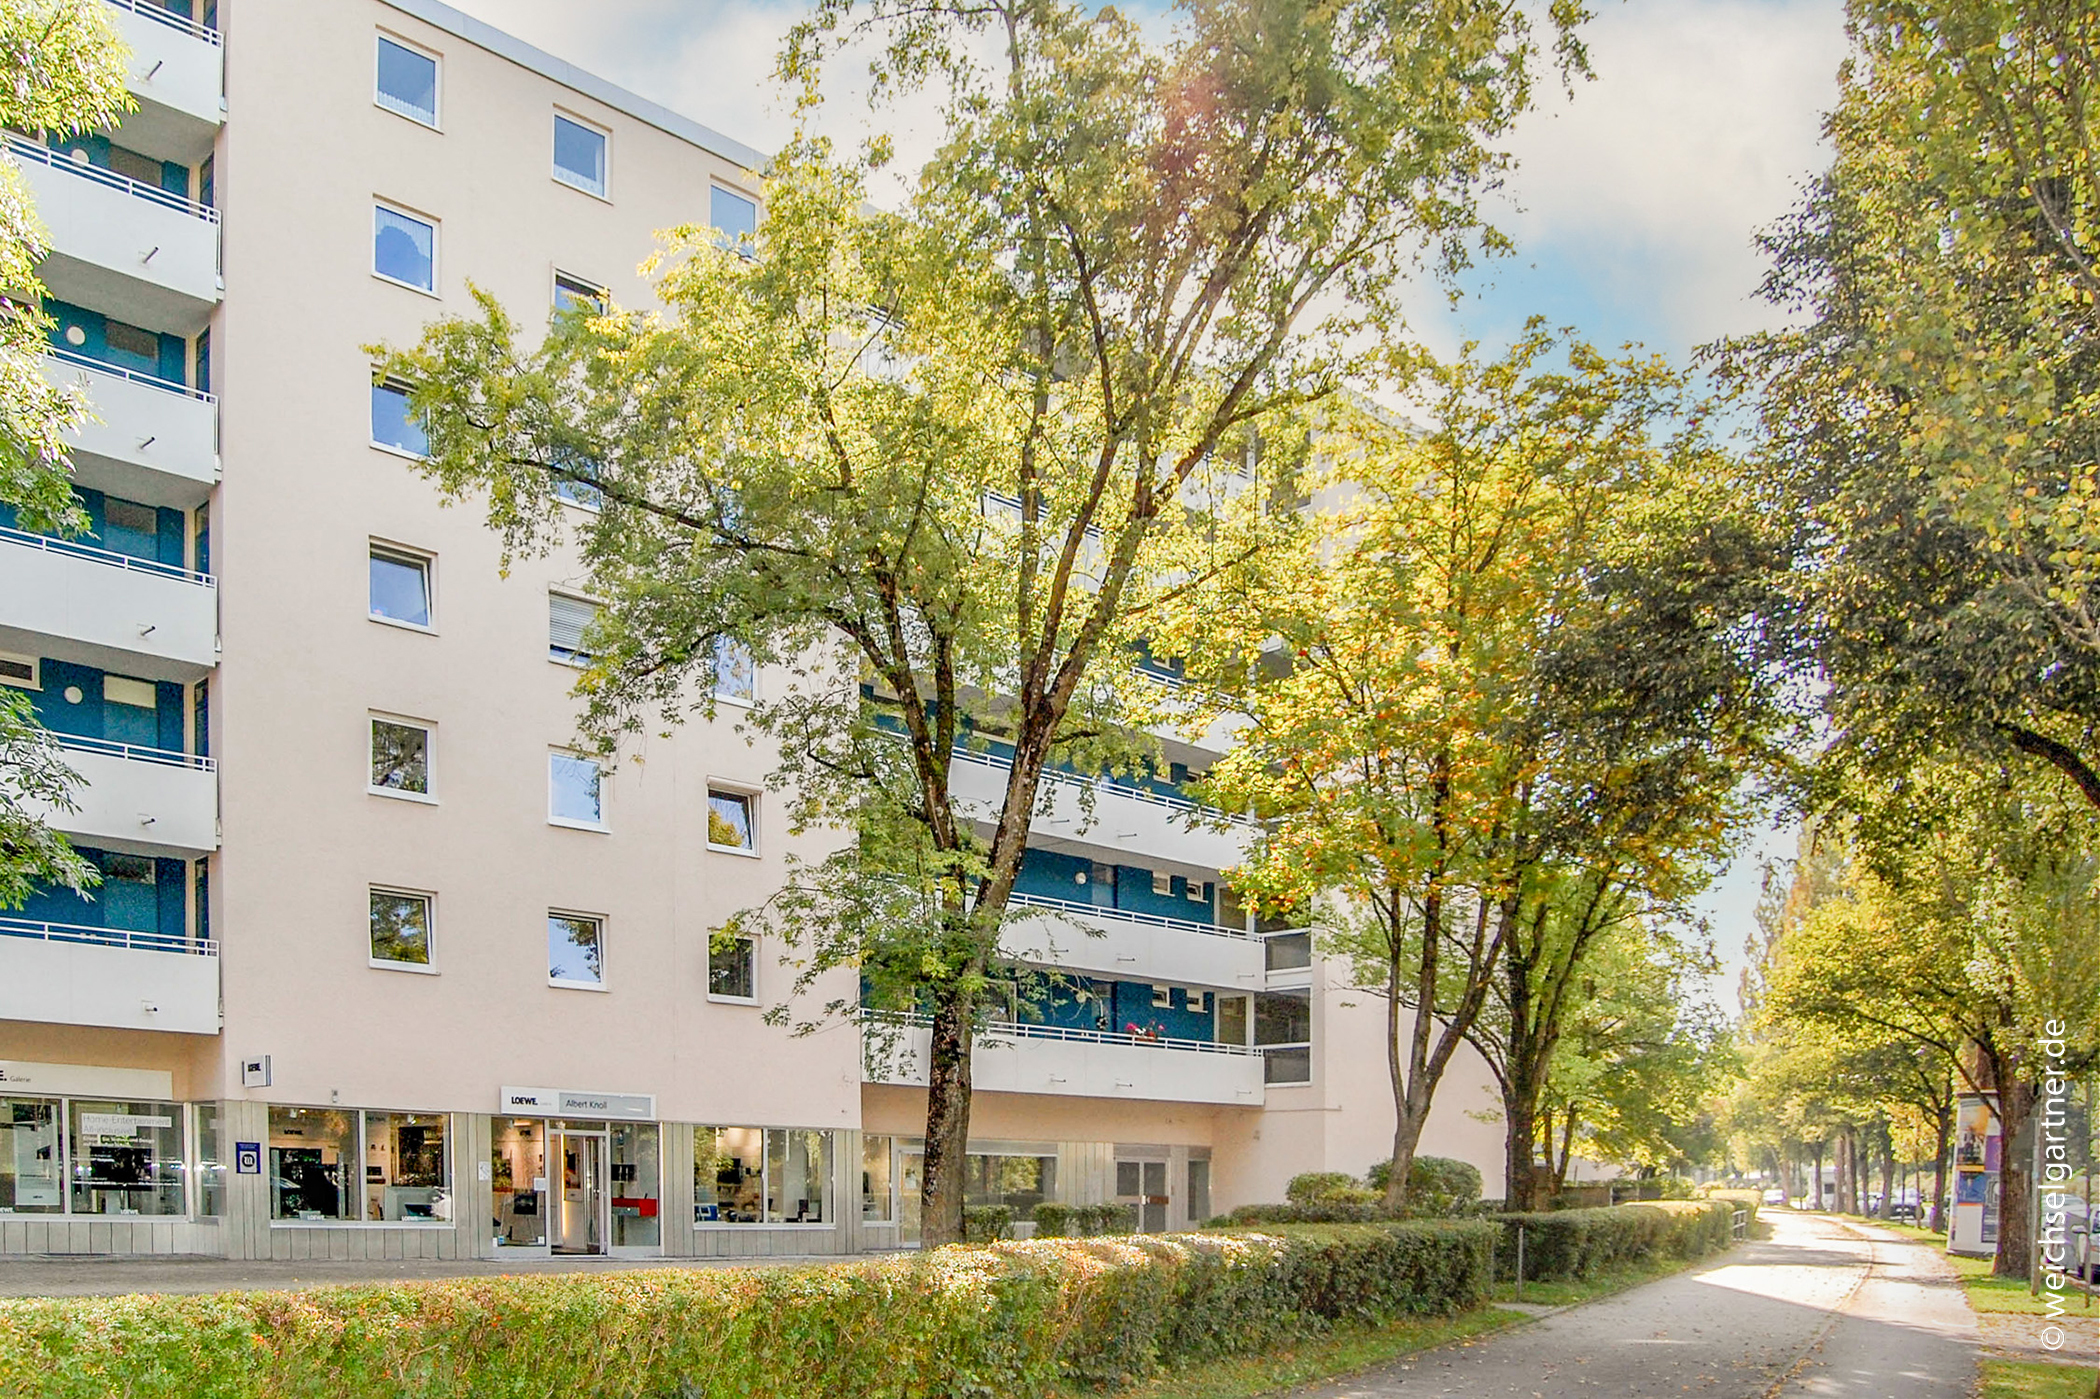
[552,1130,608,1254]
[1116,1158,1170,1233]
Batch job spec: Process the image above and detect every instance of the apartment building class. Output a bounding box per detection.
[0,0,1505,1261]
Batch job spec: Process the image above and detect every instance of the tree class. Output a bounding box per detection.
[1163,326,1787,1210]
[1732,0,2100,814]
[383,0,1583,1245]
[0,0,132,906]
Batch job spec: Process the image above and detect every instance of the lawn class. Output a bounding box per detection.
[1980,1359,2099,1399]
[1945,1251,2100,1318]
[1105,1250,1721,1399]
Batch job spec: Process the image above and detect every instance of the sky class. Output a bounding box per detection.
[450,0,1852,1012]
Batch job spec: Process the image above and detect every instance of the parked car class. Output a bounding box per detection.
[1762,1187,1787,1206]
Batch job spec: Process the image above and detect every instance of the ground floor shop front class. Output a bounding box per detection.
[0,1064,1247,1259]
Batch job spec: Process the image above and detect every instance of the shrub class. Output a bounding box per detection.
[0,1222,1498,1398]
[1496,1200,1740,1283]
[1224,1201,1391,1226]
[1074,1202,1136,1236]
[1364,1156,1484,1217]
[1286,1172,1375,1206]
[1033,1202,1074,1239]
[964,1205,1016,1243]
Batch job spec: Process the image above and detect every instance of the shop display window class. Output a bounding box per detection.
[611,1122,659,1248]
[68,1100,185,1216]
[491,1118,547,1247]
[364,1112,449,1222]
[861,1134,894,1223]
[0,1098,62,1213]
[269,1107,358,1221]
[694,1126,831,1224]
[766,1129,829,1224]
[195,1102,225,1217]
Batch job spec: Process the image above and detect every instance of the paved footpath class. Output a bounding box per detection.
[1297,1212,1978,1399]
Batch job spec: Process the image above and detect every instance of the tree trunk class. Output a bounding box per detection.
[1877,1131,1895,1219]
[1994,1076,2037,1279]
[1503,1088,1540,1213]
[919,991,975,1247]
[1931,1110,1951,1234]
[1811,1140,1825,1210]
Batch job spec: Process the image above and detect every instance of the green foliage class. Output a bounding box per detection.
[1075,1203,1135,1237]
[1364,1157,1485,1215]
[1286,1173,1374,1206]
[1495,1201,1738,1283]
[1031,1202,1072,1238]
[964,1205,1014,1242]
[0,1225,1495,1397]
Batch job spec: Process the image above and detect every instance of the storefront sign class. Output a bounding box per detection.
[0,1061,173,1099]
[234,1142,262,1175]
[499,1086,656,1120]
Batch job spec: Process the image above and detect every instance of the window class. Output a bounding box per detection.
[1217,993,1251,1045]
[711,185,757,255]
[861,1134,894,1223]
[369,717,431,797]
[363,1112,449,1221]
[68,1101,184,1216]
[0,651,40,688]
[1151,870,1172,897]
[103,674,155,710]
[713,636,755,703]
[268,1107,358,1221]
[552,113,607,197]
[553,272,605,315]
[1264,930,1312,972]
[1151,984,1172,1009]
[547,912,605,989]
[965,1150,1057,1214]
[370,379,430,456]
[693,1126,831,1224]
[549,592,597,663]
[548,753,605,829]
[706,788,754,852]
[374,203,436,292]
[0,1099,60,1211]
[554,473,604,510]
[369,888,433,969]
[708,932,754,1001]
[1255,990,1312,1085]
[369,545,432,628]
[196,1102,225,1218]
[375,34,439,127]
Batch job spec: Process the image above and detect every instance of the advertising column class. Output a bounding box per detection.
[1949,1092,2000,1257]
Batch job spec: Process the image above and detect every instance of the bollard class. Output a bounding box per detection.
[1514,1223,1525,1304]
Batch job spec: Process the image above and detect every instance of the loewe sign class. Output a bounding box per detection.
[499,1086,656,1120]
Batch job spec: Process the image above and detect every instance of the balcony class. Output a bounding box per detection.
[950,749,1256,871]
[37,737,217,855]
[11,135,221,330]
[0,525,216,675]
[1002,892,1263,991]
[0,917,219,1034]
[43,350,216,505]
[101,0,224,158]
[864,1010,1265,1107]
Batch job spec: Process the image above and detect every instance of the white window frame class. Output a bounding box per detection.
[367,541,436,633]
[705,784,759,857]
[709,182,759,256]
[367,712,436,804]
[547,750,609,832]
[372,200,440,297]
[712,635,757,707]
[551,109,611,201]
[1151,984,1172,1009]
[1151,870,1172,897]
[368,377,431,462]
[373,31,441,130]
[548,590,599,667]
[552,269,607,315]
[706,932,758,1005]
[547,909,609,992]
[368,886,438,974]
[0,650,41,690]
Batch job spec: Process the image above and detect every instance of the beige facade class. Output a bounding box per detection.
[0,0,1506,1260]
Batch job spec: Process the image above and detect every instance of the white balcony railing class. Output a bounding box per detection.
[101,0,223,147]
[12,136,221,323]
[949,747,1255,871]
[35,737,218,853]
[1002,891,1265,992]
[42,349,217,500]
[863,1009,1265,1106]
[0,915,219,1034]
[0,523,217,672]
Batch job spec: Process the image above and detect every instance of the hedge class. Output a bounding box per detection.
[1031,1203,1138,1238]
[0,1221,1496,1398]
[1495,1200,1740,1283]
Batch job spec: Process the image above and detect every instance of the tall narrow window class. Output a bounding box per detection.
[553,272,605,315]
[369,717,431,797]
[374,203,436,292]
[371,379,430,456]
[369,545,432,628]
[548,753,605,829]
[710,185,757,255]
[375,35,439,127]
[547,912,605,989]
[713,637,756,703]
[369,889,434,969]
[552,113,607,197]
[548,593,598,663]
